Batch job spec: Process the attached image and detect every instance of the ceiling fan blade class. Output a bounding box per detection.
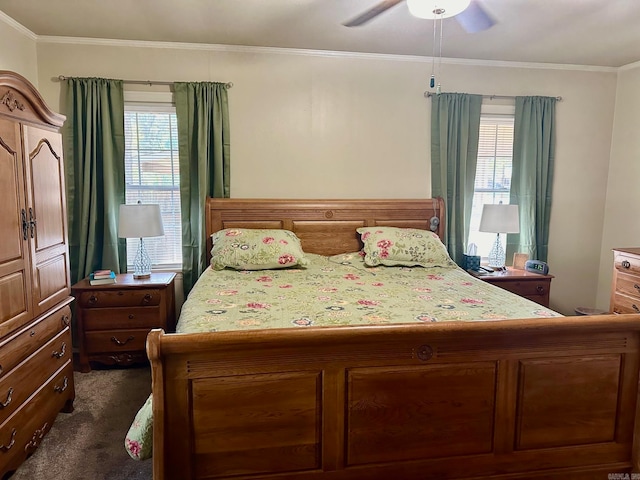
[343,0,405,27]
[455,0,495,33]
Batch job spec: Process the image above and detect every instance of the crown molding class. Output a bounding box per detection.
[0,10,37,40]
[37,35,619,73]
[619,59,640,71]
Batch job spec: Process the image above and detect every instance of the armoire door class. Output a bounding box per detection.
[22,124,70,317]
[0,117,33,338]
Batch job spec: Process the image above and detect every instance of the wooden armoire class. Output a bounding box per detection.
[0,71,75,477]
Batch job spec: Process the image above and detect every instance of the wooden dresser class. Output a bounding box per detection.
[72,273,176,372]
[0,71,75,477]
[610,248,640,314]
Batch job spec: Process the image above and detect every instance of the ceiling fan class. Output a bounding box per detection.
[343,0,495,33]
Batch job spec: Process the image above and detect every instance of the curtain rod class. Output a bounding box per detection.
[424,91,562,101]
[57,75,233,89]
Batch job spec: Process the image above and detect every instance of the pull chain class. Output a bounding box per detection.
[436,13,443,94]
[430,11,437,89]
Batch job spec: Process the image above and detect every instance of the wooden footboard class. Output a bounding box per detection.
[147,314,640,480]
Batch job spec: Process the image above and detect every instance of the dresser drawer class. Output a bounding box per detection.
[0,363,73,477]
[83,307,161,331]
[614,253,640,276]
[84,328,150,355]
[0,305,70,380]
[611,293,640,314]
[613,271,640,300]
[0,328,71,425]
[77,288,161,308]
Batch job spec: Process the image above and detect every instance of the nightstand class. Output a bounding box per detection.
[469,267,554,307]
[72,272,177,372]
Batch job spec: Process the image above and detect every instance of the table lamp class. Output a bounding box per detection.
[118,201,165,279]
[479,203,519,269]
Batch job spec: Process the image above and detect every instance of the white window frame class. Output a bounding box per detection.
[124,91,182,271]
[467,103,516,261]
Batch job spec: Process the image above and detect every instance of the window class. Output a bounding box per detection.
[124,104,181,269]
[467,112,515,258]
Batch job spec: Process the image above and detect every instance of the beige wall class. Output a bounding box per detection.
[0,13,38,85]
[25,38,621,315]
[596,63,640,309]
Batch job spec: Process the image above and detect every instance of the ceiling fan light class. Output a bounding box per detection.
[406,0,471,19]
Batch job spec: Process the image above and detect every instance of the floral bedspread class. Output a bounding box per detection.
[125,252,561,460]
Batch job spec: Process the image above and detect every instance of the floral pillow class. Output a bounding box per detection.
[356,226,456,268]
[210,228,309,270]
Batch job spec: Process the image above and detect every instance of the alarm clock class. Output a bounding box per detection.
[524,259,549,275]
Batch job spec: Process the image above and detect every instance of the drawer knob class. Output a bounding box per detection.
[416,344,434,361]
[52,342,67,359]
[88,295,98,304]
[536,285,546,294]
[62,314,70,326]
[128,314,135,319]
[142,294,153,305]
[111,335,135,346]
[0,428,16,452]
[622,260,631,269]
[30,330,35,337]
[0,387,13,409]
[54,376,69,393]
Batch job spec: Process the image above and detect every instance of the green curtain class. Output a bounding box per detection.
[507,96,557,262]
[431,93,482,265]
[175,82,230,295]
[63,77,126,284]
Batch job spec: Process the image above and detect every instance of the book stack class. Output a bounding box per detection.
[89,269,116,285]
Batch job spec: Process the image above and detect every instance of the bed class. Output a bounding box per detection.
[134,198,640,480]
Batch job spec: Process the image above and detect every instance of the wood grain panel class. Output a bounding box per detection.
[0,272,27,324]
[516,355,621,449]
[293,220,364,255]
[346,362,496,465]
[191,371,322,478]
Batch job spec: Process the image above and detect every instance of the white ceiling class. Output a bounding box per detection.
[0,0,638,68]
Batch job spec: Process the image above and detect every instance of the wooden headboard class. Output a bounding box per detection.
[205,198,446,260]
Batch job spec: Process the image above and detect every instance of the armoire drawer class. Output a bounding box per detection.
[0,305,70,380]
[83,307,161,331]
[84,328,150,355]
[0,328,71,425]
[77,289,161,308]
[0,363,73,475]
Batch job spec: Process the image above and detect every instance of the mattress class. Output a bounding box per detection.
[125,252,561,460]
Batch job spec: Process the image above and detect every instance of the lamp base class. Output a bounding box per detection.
[487,233,506,268]
[133,273,151,279]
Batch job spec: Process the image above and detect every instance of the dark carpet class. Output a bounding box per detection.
[9,366,153,480]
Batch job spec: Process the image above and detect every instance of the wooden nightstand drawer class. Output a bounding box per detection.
[499,279,550,297]
[84,328,150,355]
[77,288,161,308]
[83,307,162,331]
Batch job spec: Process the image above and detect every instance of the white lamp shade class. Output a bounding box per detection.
[406,0,471,19]
[479,204,520,234]
[118,203,165,238]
